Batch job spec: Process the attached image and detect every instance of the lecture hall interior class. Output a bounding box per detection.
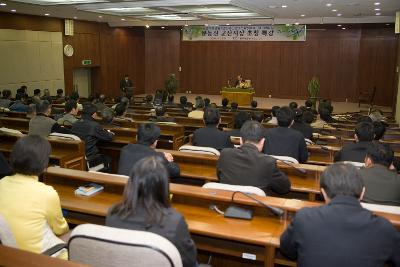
[0,0,400,267]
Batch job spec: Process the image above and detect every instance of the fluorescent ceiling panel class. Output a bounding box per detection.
[11,0,107,5]
[172,5,246,14]
[143,14,199,20]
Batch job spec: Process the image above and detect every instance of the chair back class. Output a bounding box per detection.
[68,224,182,267]
[0,214,17,248]
[203,182,266,197]
[0,127,23,136]
[49,132,81,141]
[269,155,299,164]
[179,145,220,156]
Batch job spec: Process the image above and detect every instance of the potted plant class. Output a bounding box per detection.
[165,73,178,103]
[307,76,320,109]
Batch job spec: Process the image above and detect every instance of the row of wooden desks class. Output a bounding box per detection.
[42,167,400,267]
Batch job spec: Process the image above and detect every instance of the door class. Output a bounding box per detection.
[73,68,91,98]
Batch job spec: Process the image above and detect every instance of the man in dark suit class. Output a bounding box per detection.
[280,163,400,267]
[119,74,133,96]
[334,122,374,163]
[118,123,180,178]
[360,142,400,206]
[263,106,308,163]
[192,108,233,150]
[291,109,314,140]
[149,105,176,123]
[217,121,290,195]
[228,111,251,138]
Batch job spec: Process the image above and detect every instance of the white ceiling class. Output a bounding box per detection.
[1,0,399,26]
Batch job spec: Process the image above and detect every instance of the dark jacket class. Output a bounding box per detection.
[193,125,233,151]
[217,143,291,195]
[263,127,308,163]
[227,129,241,137]
[118,143,180,178]
[9,101,28,113]
[280,196,400,267]
[0,152,12,179]
[291,122,314,140]
[360,165,400,206]
[149,116,176,123]
[120,78,133,91]
[106,206,197,267]
[334,141,371,163]
[70,115,113,160]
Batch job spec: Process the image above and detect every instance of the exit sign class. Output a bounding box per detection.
[82,60,92,66]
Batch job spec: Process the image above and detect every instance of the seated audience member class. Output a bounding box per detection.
[204,98,210,108]
[150,105,176,123]
[17,85,28,97]
[42,89,50,98]
[95,94,108,113]
[218,121,290,195]
[0,151,12,178]
[289,101,298,110]
[70,91,83,111]
[56,89,63,100]
[179,96,188,109]
[9,92,28,112]
[57,100,78,126]
[118,123,180,177]
[71,104,114,172]
[114,103,134,122]
[305,99,318,115]
[334,122,374,163]
[26,103,36,119]
[0,136,69,257]
[184,102,194,113]
[311,108,336,129]
[250,100,257,109]
[252,111,264,123]
[369,109,384,122]
[263,107,308,163]
[221,98,229,111]
[229,111,251,137]
[0,89,12,108]
[291,109,313,140]
[29,100,68,137]
[100,107,119,127]
[193,108,233,150]
[280,163,400,267]
[107,156,196,267]
[266,106,280,125]
[32,89,41,104]
[318,99,333,114]
[230,102,238,112]
[360,142,400,206]
[188,98,205,119]
[373,121,386,140]
[357,116,373,123]
[143,94,154,107]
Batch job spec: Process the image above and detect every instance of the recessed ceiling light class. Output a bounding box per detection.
[0,3,6,6]
[204,23,208,26]
[121,18,125,21]
[332,9,337,12]
[145,25,150,28]
[294,22,299,25]
[44,13,50,16]
[338,24,342,26]
[326,3,332,7]
[281,5,287,8]
[226,23,230,25]
[184,24,188,27]
[375,12,381,15]
[161,26,165,29]
[337,13,342,16]
[374,2,380,5]
[342,27,346,30]
[386,23,390,25]
[11,9,16,12]
[301,14,305,17]
[248,23,251,25]
[98,15,102,18]
[286,23,290,26]
[73,16,78,19]
[374,8,380,11]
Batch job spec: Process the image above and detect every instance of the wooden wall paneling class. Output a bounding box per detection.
[262,42,280,98]
[278,42,300,98]
[0,12,62,32]
[145,29,180,94]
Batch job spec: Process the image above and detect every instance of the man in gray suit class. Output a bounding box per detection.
[360,142,400,206]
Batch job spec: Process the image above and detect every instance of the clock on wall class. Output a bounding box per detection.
[63,44,74,57]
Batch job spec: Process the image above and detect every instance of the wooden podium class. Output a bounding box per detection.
[221,87,255,106]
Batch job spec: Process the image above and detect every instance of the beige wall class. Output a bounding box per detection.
[0,29,64,96]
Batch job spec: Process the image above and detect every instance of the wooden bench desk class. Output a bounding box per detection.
[0,134,85,170]
[0,117,29,133]
[42,167,400,267]
[0,245,90,267]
